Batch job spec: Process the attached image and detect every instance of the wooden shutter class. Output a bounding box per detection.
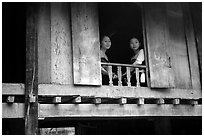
[144,3,175,88]
[166,3,192,89]
[71,3,101,85]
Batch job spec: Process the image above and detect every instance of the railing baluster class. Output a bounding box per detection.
[108,65,113,86]
[117,66,122,86]
[135,68,140,87]
[140,70,145,83]
[126,67,131,87]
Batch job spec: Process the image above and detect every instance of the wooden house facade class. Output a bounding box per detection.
[2,2,202,135]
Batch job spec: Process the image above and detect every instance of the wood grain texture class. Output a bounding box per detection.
[2,103,25,118]
[166,3,192,89]
[2,83,25,95]
[25,3,38,134]
[144,3,175,88]
[182,3,201,90]
[39,104,202,117]
[71,3,101,85]
[51,3,73,84]
[190,3,202,82]
[38,84,201,99]
[38,3,51,84]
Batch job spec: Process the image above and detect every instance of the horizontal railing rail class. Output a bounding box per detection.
[101,62,146,68]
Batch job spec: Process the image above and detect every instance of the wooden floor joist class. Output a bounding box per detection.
[7,96,15,103]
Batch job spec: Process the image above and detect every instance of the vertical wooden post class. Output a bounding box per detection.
[126,67,131,87]
[25,3,38,135]
[117,66,122,86]
[108,66,113,86]
[135,68,140,87]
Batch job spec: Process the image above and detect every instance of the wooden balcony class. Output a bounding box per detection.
[2,83,202,119]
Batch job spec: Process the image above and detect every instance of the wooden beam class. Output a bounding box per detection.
[25,3,39,135]
[118,97,127,105]
[38,84,201,99]
[2,83,25,95]
[137,98,144,105]
[2,103,24,118]
[53,97,62,103]
[190,100,198,106]
[92,97,101,104]
[39,104,202,117]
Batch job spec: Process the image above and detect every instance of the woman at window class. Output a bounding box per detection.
[129,37,145,85]
[100,35,117,85]
[129,37,144,66]
[123,37,145,86]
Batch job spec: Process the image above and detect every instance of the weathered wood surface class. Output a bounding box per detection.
[2,83,201,99]
[190,3,202,81]
[2,103,25,118]
[38,3,51,84]
[39,104,202,117]
[38,84,201,99]
[2,83,25,95]
[71,2,101,85]
[182,3,201,90]
[2,103,201,118]
[144,3,175,88]
[51,3,73,84]
[166,3,192,89]
[25,3,38,134]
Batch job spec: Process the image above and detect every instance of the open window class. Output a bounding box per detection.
[98,3,148,87]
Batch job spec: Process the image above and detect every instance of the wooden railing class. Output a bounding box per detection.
[101,62,147,87]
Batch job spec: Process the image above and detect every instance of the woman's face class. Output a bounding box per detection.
[130,38,140,51]
[101,36,111,50]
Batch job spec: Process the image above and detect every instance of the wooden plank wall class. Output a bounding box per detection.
[38,3,51,84]
[144,3,175,88]
[71,3,101,85]
[190,3,202,82]
[182,3,201,90]
[50,3,73,84]
[166,3,192,89]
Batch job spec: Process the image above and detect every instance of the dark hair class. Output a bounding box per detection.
[130,37,143,50]
[100,35,110,43]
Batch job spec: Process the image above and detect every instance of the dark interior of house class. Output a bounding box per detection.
[98,2,144,64]
[3,2,26,83]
